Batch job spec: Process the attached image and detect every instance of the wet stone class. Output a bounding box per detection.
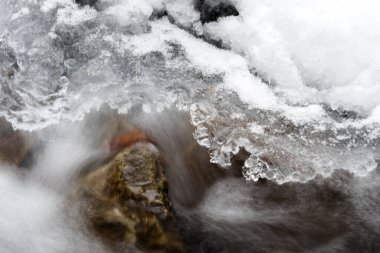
[0,118,33,167]
[74,143,184,253]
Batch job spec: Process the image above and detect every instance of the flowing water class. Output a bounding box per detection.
[0,0,380,252]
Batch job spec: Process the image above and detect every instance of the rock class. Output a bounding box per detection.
[75,0,97,7]
[0,118,33,167]
[109,128,154,152]
[195,0,239,24]
[74,142,184,252]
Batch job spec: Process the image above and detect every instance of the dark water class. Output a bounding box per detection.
[125,109,380,253]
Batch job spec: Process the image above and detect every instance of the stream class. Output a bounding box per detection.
[1,0,380,252]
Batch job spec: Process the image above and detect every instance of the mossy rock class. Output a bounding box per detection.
[75,144,184,253]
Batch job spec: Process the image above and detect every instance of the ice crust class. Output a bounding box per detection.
[0,0,379,182]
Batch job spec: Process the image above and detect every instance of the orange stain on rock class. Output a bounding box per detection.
[109,128,156,152]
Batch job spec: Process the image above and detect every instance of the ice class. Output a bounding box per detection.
[104,0,154,32]
[1,0,380,182]
[56,4,98,26]
[0,0,12,36]
[202,0,380,119]
[166,0,200,28]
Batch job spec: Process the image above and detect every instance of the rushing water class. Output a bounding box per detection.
[1,0,380,252]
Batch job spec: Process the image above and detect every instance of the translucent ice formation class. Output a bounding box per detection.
[1,0,379,182]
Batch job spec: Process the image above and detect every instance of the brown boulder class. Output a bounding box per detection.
[74,143,184,253]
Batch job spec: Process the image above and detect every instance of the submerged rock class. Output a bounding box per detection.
[75,141,184,252]
[195,0,239,23]
[0,118,33,167]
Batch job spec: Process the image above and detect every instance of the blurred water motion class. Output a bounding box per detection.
[0,109,379,252]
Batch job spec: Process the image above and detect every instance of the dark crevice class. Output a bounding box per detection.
[74,0,97,7]
[323,105,363,122]
[194,0,239,24]
[149,9,169,21]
